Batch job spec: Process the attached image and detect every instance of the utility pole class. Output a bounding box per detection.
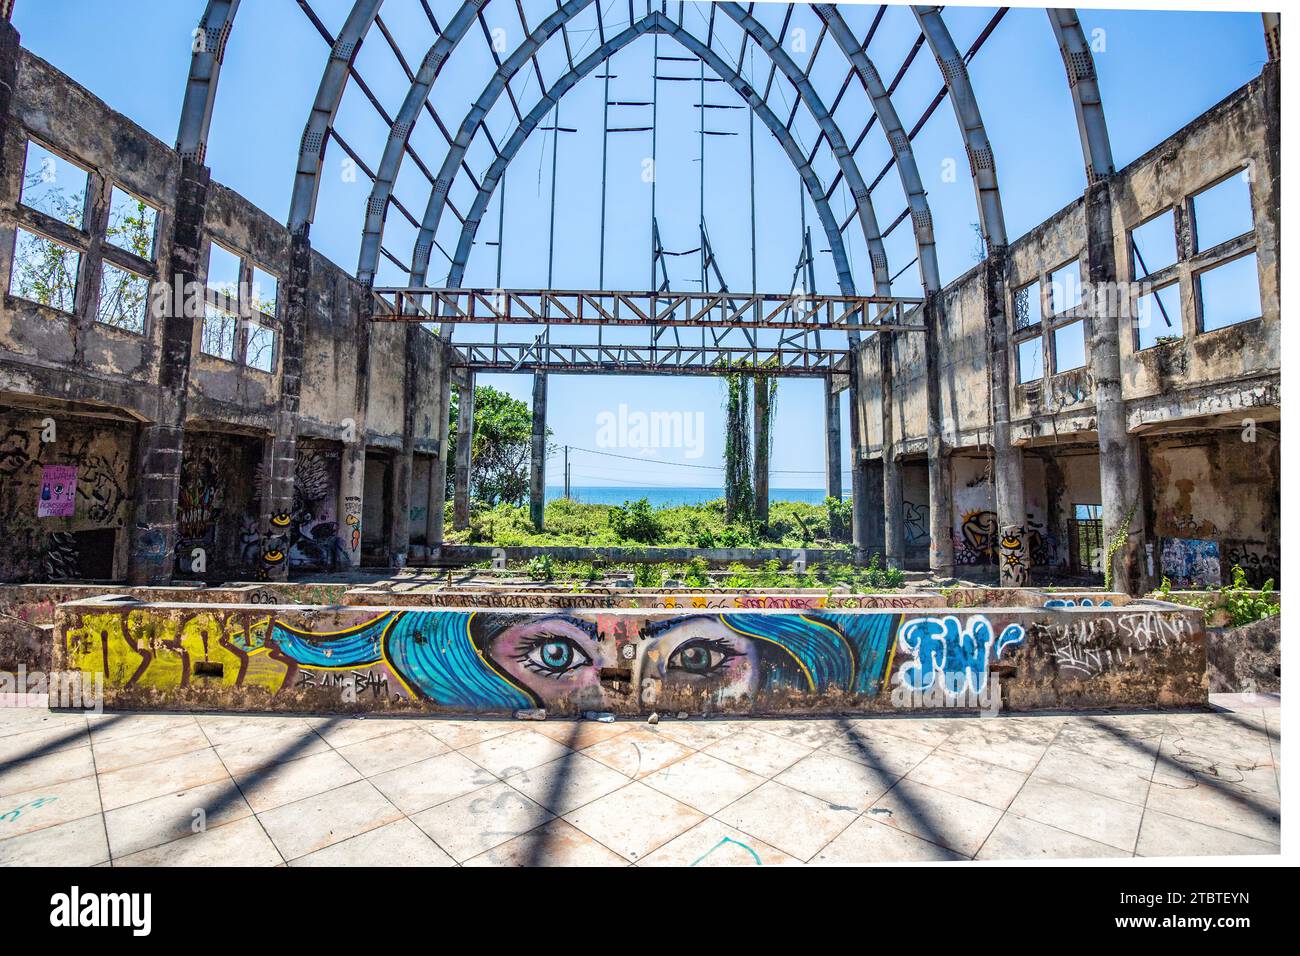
[564,445,571,499]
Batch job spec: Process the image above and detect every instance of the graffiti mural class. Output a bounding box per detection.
[892,614,1024,697]
[175,433,262,577]
[902,501,929,546]
[1161,537,1222,588]
[954,509,997,565]
[999,526,1028,586]
[289,443,350,571]
[1223,541,1280,588]
[58,602,1198,714]
[0,415,131,581]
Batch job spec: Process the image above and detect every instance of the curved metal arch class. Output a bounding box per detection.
[714,2,891,298]
[356,0,492,285]
[287,0,384,236]
[410,2,889,302]
[1047,8,1114,184]
[176,0,241,164]
[913,5,1007,250]
[431,10,859,315]
[409,0,597,288]
[813,3,940,294]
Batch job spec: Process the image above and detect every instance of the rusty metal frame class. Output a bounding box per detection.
[370,287,924,331]
[1047,8,1114,183]
[450,340,851,375]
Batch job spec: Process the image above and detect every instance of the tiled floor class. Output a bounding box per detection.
[0,694,1280,866]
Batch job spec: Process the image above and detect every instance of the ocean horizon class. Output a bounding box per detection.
[544,485,841,508]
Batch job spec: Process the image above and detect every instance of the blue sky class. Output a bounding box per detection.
[14,1,1268,490]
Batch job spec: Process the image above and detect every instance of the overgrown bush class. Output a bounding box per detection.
[608,498,663,544]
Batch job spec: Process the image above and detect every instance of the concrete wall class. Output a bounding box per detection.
[0,46,451,581]
[53,597,1206,715]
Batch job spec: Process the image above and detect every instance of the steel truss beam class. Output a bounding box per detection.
[369,288,925,331]
[1047,8,1114,182]
[449,342,850,376]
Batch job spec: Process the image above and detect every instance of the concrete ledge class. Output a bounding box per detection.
[432,544,855,566]
[52,597,1207,716]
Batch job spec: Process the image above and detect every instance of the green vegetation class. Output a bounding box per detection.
[447,494,851,549]
[445,385,552,507]
[1156,565,1279,627]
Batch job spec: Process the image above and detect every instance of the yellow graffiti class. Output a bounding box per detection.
[65,611,286,693]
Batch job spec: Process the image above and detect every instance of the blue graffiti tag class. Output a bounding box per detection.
[895,615,1026,696]
[1044,598,1113,608]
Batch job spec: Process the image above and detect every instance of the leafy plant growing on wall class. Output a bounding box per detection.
[722,371,753,524]
[1103,499,1139,591]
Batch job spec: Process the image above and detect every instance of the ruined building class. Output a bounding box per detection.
[0,7,1281,594]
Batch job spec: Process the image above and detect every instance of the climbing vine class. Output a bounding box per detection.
[1103,498,1138,591]
[722,370,753,524]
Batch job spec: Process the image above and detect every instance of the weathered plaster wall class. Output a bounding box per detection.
[55,598,1205,715]
[0,408,134,582]
[1147,426,1280,586]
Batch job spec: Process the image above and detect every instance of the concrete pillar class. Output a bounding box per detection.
[529,370,547,530]
[127,158,210,584]
[823,376,841,501]
[753,375,770,525]
[338,439,365,568]
[389,325,420,567]
[426,341,453,550]
[1086,180,1145,593]
[0,18,20,183]
[985,249,1028,586]
[861,458,884,553]
[922,296,954,577]
[453,369,475,530]
[259,233,310,580]
[879,330,905,569]
[847,350,868,563]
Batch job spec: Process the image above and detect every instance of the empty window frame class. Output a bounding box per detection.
[1198,252,1262,332]
[206,242,242,301]
[1053,320,1087,373]
[1013,279,1042,331]
[1130,208,1178,278]
[96,262,149,334]
[1191,171,1254,252]
[9,227,81,312]
[1017,336,1043,384]
[200,305,237,360]
[19,140,88,229]
[1049,259,1083,314]
[245,321,276,372]
[1135,282,1183,350]
[106,186,159,260]
[250,265,278,319]
[1075,503,1101,520]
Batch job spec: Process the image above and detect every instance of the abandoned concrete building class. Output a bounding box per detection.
[0,5,1281,596]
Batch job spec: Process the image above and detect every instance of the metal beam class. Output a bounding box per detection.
[432,9,861,349]
[450,342,851,376]
[177,0,240,164]
[913,5,1008,250]
[370,288,925,331]
[288,0,383,236]
[357,0,487,284]
[1047,8,1114,184]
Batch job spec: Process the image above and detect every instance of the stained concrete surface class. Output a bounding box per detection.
[0,695,1279,866]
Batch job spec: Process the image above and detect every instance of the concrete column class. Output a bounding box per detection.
[338,439,365,568]
[753,375,770,525]
[389,324,420,567]
[823,376,841,501]
[453,369,475,530]
[426,340,453,550]
[0,19,20,183]
[259,233,310,580]
[1086,180,1145,593]
[861,458,884,553]
[985,249,1028,586]
[879,331,904,569]
[847,350,867,562]
[127,158,210,584]
[922,296,954,577]
[529,370,547,530]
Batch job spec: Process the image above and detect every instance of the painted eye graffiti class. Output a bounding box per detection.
[515,633,593,677]
[667,638,740,677]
